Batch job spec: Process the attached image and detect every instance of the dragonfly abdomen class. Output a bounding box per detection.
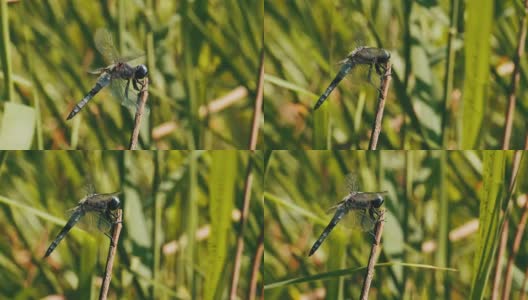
[313,62,356,110]
[308,209,348,256]
[66,72,112,120]
[43,210,85,258]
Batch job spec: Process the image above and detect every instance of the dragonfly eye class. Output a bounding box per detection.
[135,65,148,79]
[373,196,384,208]
[109,196,120,210]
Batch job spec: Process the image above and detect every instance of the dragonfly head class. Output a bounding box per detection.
[135,64,148,79]
[372,194,384,208]
[108,196,121,210]
[380,49,391,62]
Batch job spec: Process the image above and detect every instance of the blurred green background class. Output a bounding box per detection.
[264,150,528,299]
[263,0,527,150]
[0,150,263,299]
[0,0,262,149]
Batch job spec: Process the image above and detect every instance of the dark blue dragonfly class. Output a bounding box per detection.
[66,28,148,120]
[309,174,386,256]
[313,46,390,110]
[43,190,121,258]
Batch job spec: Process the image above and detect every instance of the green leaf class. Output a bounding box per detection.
[0,103,36,149]
[205,151,237,300]
[470,151,505,299]
[461,0,493,149]
[264,262,458,290]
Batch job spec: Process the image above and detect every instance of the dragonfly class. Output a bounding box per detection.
[66,28,148,120]
[308,174,386,256]
[43,190,121,258]
[313,46,391,110]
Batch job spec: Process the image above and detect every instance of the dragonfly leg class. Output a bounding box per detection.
[108,210,123,225]
[125,79,131,100]
[366,64,383,94]
[104,230,115,245]
[368,231,378,244]
[132,78,141,91]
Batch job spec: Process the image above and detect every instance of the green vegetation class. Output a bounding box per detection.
[264,150,528,299]
[0,1,262,149]
[0,151,263,299]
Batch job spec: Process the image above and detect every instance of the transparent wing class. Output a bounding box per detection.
[94,28,120,63]
[119,53,145,63]
[95,211,114,234]
[109,78,150,115]
[342,173,359,194]
[323,201,357,229]
[82,183,96,197]
[349,209,377,232]
[65,206,95,232]
[75,211,114,234]
[351,191,388,202]
[90,191,122,203]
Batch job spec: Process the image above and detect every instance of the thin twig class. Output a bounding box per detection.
[128,78,149,150]
[198,86,248,118]
[248,48,264,150]
[440,0,460,147]
[503,194,528,299]
[368,63,392,150]
[492,150,523,299]
[229,157,255,300]
[502,0,528,149]
[360,209,385,300]
[491,219,508,300]
[521,264,528,300]
[99,209,123,300]
[248,230,264,300]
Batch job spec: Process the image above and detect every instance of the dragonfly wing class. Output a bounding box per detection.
[93,211,114,234]
[91,191,122,201]
[109,78,150,115]
[342,173,359,194]
[94,28,120,63]
[81,183,97,197]
[349,210,377,232]
[118,53,145,63]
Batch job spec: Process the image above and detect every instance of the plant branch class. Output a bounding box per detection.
[229,157,255,299]
[99,209,123,300]
[129,78,149,150]
[368,63,392,150]
[248,229,264,300]
[360,209,385,300]
[502,0,528,149]
[502,194,528,299]
[248,48,264,150]
[492,150,523,299]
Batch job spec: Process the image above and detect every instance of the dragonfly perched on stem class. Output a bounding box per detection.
[43,188,122,258]
[66,28,148,120]
[313,46,391,110]
[308,173,386,256]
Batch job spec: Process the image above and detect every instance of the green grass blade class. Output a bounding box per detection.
[461,0,493,149]
[0,103,35,149]
[0,0,14,102]
[205,151,237,300]
[264,262,458,290]
[470,151,505,299]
